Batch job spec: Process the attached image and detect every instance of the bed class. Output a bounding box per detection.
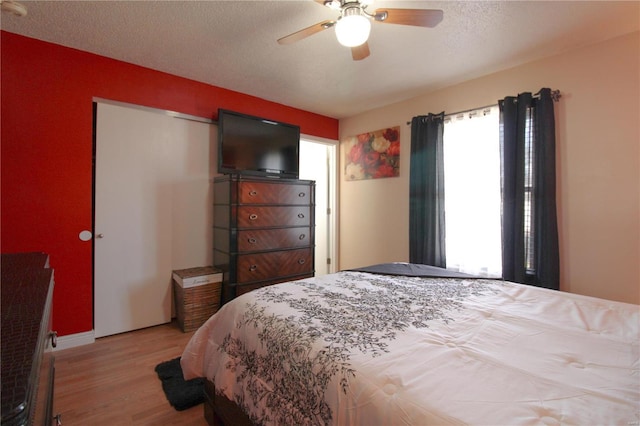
[181,263,640,425]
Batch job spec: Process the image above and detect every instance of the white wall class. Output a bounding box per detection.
[338,32,640,305]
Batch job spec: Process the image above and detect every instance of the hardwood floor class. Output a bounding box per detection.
[53,321,209,425]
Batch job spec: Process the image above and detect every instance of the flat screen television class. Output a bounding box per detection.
[217,109,300,179]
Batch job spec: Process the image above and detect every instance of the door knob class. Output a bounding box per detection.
[96,233,105,239]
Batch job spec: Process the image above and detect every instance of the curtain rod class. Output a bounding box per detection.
[406,89,561,125]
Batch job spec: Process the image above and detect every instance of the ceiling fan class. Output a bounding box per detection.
[277,0,443,61]
[0,0,27,16]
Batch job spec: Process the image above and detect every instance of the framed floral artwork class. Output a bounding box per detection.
[344,126,400,181]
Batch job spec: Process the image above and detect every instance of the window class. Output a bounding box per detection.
[443,106,502,277]
[442,105,539,278]
[523,108,535,272]
[410,91,557,286]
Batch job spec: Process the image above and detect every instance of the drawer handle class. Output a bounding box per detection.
[298,258,306,265]
[249,264,258,272]
[249,190,258,197]
[249,213,258,221]
[54,413,62,425]
[50,331,58,348]
[298,192,306,198]
[299,234,306,240]
[297,213,305,219]
[248,237,257,244]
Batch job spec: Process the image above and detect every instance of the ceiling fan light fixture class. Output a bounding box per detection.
[335,13,371,47]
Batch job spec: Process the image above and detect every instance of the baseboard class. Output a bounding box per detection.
[52,319,180,351]
[53,330,95,351]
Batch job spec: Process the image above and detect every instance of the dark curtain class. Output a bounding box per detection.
[499,88,559,289]
[409,113,446,267]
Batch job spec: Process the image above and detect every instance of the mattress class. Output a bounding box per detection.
[181,265,640,425]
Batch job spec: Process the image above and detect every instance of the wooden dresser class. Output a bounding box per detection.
[1,252,59,426]
[213,175,315,303]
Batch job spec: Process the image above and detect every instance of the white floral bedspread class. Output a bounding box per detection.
[181,270,640,425]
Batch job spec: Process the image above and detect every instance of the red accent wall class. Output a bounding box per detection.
[1,31,339,337]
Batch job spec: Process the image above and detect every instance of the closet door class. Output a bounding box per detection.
[94,102,213,338]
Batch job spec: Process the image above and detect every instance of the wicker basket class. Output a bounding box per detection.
[173,266,222,332]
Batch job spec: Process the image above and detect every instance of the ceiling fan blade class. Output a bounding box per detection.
[374,8,443,28]
[316,0,341,9]
[351,42,370,61]
[277,20,336,45]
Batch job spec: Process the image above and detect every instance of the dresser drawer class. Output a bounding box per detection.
[238,181,312,205]
[236,248,313,283]
[236,273,314,297]
[236,206,311,228]
[237,227,311,252]
[214,176,316,305]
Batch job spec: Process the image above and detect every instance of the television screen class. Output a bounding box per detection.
[218,109,300,179]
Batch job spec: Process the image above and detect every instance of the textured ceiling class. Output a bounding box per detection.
[1,1,638,119]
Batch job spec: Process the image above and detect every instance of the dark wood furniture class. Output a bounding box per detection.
[1,252,59,426]
[204,379,253,426]
[213,175,315,304]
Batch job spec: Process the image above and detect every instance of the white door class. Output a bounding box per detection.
[94,102,213,338]
[299,139,337,276]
